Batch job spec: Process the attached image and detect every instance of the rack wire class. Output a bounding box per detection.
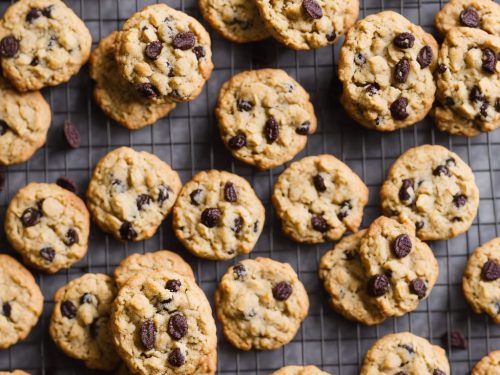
[0,0,499,374]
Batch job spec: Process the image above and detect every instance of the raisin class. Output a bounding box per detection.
[446,158,456,167]
[140,320,156,350]
[233,263,247,279]
[2,302,11,317]
[21,207,41,227]
[264,117,279,143]
[417,46,433,68]
[437,64,447,73]
[56,176,78,193]
[394,58,410,83]
[433,165,450,176]
[482,260,500,281]
[26,8,43,22]
[365,83,379,96]
[302,0,323,19]
[0,36,19,58]
[136,83,159,98]
[40,247,55,262]
[193,46,205,60]
[232,216,243,234]
[338,201,352,220]
[201,208,221,228]
[253,221,259,232]
[120,222,137,241]
[480,102,489,117]
[190,189,203,205]
[313,174,326,192]
[326,31,336,42]
[168,313,188,340]
[443,331,467,349]
[273,281,293,301]
[344,251,356,260]
[237,99,253,112]
[64,228,79,246]
[390,97,409,120]
[453,194,467,208]
[166,279,182,292]
[89,319,99,339]
[30,57,39,66]
[445,97,455,106]
[394,32,415,49]
[460,7,480,28]
[61,301,77,319]
[400,344,414,353]
[367,274,389,297]
[228,134,246,149]
[63,120,81,149]
[80,293,95,304]
[311,215,328,232]
[495,98,500,112]
[158,185,169,204]
[0,121,8,136]
[136,194,152,210]
[144,41,162,60]
[392,234,412,258]
[42,6,53,17]
[172,32,196,50]
[409,278,427,298]
[482,48,497,73]
[354,52,366,66]
[296,121,310,135]
[224,182,237,202]
[168,348,185,367]
[469,86,484,102]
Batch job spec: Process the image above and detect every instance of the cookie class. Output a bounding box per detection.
[319,230,386,325]
[472,351,500,374]
[86,147,181,242]
[463,237,500,323]
[198,0,270,43]
[359,217,439,317]
[338,11,438,131]
[215,257,309,350]
[254,0,358,50]
[435,0,500,36]
[113,250,195,289]
[380,145,479,241]
[0,371,30,375]
[272,154,368,244]
[0,76,51,165]
[215,69,317,170]
[360,332,450,375]
[49,273,120,370]
[172,170,265,260]
[111,271,217,375]
[115,3,213,103]
[271,366,330,375]
[90,31,176,130]
[0,254,43,349]
[0,0,92,92]
[5,183,90,273]
[434,27,499,136]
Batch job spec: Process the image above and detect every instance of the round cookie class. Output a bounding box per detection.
[472,351,500,374]
[0,76,51,165]
[463,237,500,323]
[319,230,386,325]
[254,0,359,50]
[434,27,499,136]
[380,145,479,241]
[86,147,181,242]
[271,366,330,375]
[0,0,92,92]
[115,3,213,103]
[173,170,265,260]
[435,0,500,36]
[338,11,438,131]
[215,257,309,351]
[5,183,90,273]
[111,271,217,375]
[49,274,120,371]
[198,0,270,43]
[359,216,439,317]
[113,250,195,289]
[0,254,43,349]
[360,332,450,375]
[90,31,176,130]
[215,69,317,170]
[272,154,368,244]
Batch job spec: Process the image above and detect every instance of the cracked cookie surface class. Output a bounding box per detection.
[216,69,317,170]
[5,183,90,273]
[472,351,500,374]
[0,254,43,349]
[272,154,368,244]
[0,0,91,92]
[115,4,213,103]
[215,257,309,350]
[338,11,438,131]
[173,170,265,260]
[380,145,479,241]
[86,147,181,242]
[271,366,330,375]
[49,274,120,370]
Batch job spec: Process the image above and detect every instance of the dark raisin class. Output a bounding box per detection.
[338,200,352,220]
[168,348,185,367]
[409,278,427,299]
[469,86,484,102]
[224,182,237,202]
[253,221,259,232]
[453,194,467,208]
[42,6,52,17]
[390,97,409,120]
[326,30,336,42]
[63,120,81,149]
[166,279,182,292]
[311,215,328,232]
[495,98,500,112]
[264,117,279,143]
[401,344,414,353]
[40,247,55,262]
[232,216,243,234]
[136,83,159,98]
[65,228,79,246]
[445,97,455,106]
[56,176,78,193]
[433,165,450,176]
[61,301,77,319]
[80,293,95,304]
[120,222,138,241]
[302,0,323,19]
[21,207,41,227]
[344,251,356,260]
[26,8,43,22]
[394,32,415,49]
[394,58,410,83]
[228,134,246,149]
[313,174,326,192]
[481,48,497,73]
[392,234,412,258]
[446,158,456,167]
[416,221,424,230]
[482,260,500,281]
[172,32,196,50]
[158,185,169,204]
[193,46,205,60]
[433,370,447,375]
[2,302,11,317]
[201,208,221,228]
[237,99,253,112]
[189,189,202,205]
[0,120,8,136]
[480,102,489,117]
[460,7,480,27]
[443,331,467,349]
[0,36,19,58]
[144,41,162,60]
[136,194,152,210]
[354,52,366,66]
[140,320,156,350]
[437,64,447,73]
[233,263,247,279]
[273,281,293,301]
[167,313,188,340]
[417,46,433,68]
[296,121,310,135]
[367,274,390,297]
[365,83,379,96]
[89,319,99,339]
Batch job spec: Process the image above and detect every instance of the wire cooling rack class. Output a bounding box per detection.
[0,0,499,374]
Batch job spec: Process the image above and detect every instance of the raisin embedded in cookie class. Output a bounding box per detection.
[254,0,359,50]
[111,271,217,374]
[463,237,500,323]
[319,230,386,325]
[0,0,92,92]
[435,0,500,36]
[360,332,450,375]
[0,254,44,349]
[380,145,479,241]
[198,0,270,43]
[338,11,438,131]
[472,351,500,374]
[0,77,51,165]
[86,147,181,242]
[172,170,265,260]
[215,257,309,350]
[434,27,499,136]
[49,274,120,371]
[5,183,90,273]
[115,4,213,103]
[271,366,331,375]
[272,154,368,244]
[216,69,317,170]
[90,32,176,130]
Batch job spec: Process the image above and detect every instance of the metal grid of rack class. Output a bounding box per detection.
[0,0,499,374]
